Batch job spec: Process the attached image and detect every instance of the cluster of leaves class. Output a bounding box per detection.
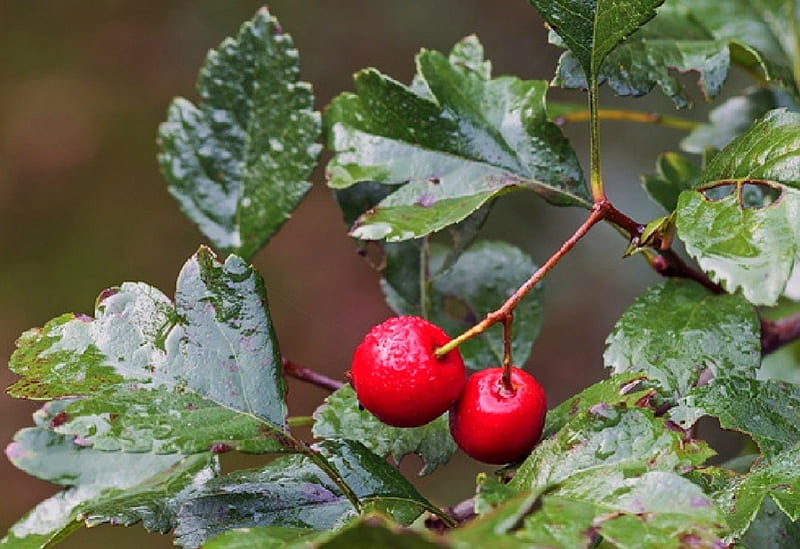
[5,1,800,548]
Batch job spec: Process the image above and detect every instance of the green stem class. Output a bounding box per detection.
[557,108,699,131]
[789,0,800,92]
[288,415,314,428]
[588,78,605,203]
[420,236,431,320]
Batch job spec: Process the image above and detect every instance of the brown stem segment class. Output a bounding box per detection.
[761,313,800,355]
[282,359,343,392]
[603,202,723,294]
[435,203,608,358]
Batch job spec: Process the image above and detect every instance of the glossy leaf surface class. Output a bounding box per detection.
[551,0,797,106]
[312,385,456,476]
[325,36,588,241]
[674,376,800,459]
[158,9,320,260]
[174,440,430,548]
[604,280,760,397]
[528,0,664,80]
[8,246,289,453]
[676,110,800,305]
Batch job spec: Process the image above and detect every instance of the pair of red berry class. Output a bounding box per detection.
[350,316,546,464]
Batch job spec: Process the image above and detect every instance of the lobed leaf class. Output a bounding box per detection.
[205,514,443,549]
[675,109,800,305]
[551,0,797,107]
[604,280,761,398]
[673,376,800,459]
[158,8,321,260]
[325,36,588,242]
[528,0,664,82]
[681,87,796,154]
[312,385,456,476]
[174,440,431,548]
[714,445,800,541]
[2,401,214,548]
[8,246,289,454]
[518,470,725,548]
[511,405,713,496]
[542,372,653,438]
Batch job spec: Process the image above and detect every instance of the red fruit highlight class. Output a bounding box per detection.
[350,316,466,427]
[449,366,546,464]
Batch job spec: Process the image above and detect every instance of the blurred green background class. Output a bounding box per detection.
[0,1,722,546]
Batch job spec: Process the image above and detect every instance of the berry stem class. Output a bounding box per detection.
[501,313,514,391]
[435,204,607,358]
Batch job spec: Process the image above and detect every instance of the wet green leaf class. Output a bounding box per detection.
[204,527,317,549]
[511,405,713,496]
[8,246,289,452]
[542,372,653,438]
[382,241,544,370]
[325,36,588,242]
[681,88,795,154]
[312,385,456,476]
[641,152,701,213]
[604,280,760,398]
[739,496,800,549]
[551,1,797,107]
[158,9,320,260]
[528,0,664,82]
[207,514,444,549]
[174,440,431,548]
[519,470,725,548]
[2,401,211,548]
[714,445,800,540]
[673,376,800,459]
[676,110,800,305]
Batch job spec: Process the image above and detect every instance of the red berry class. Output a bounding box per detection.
[449,366,546,464]
[350,316,466,427]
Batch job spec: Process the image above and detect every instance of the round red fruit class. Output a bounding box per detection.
[449,366,546,464]
[350,316,466,427]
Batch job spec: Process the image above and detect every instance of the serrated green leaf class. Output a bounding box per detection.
[604,280,760,398]
[158,8,321,260]
[673,376,800,459]
[714,445,800,541]
[676,110,800,305]
[682,87,795,154]
[325,37,588,242]
[551,1,797,107]
[511,405,713,497]
[8,247,288,450]
[740,496,800,549]
[641,152,700,212]
[312,385,456,476]
[542,372,653,438]
[449,491,540,549]
[382,241,543,370]
[528,0,664,82]
[519,469,725,548]
[204,527,317,549]
[206,514,443,549]
[174,440,431,548]
[2,402,209,548]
